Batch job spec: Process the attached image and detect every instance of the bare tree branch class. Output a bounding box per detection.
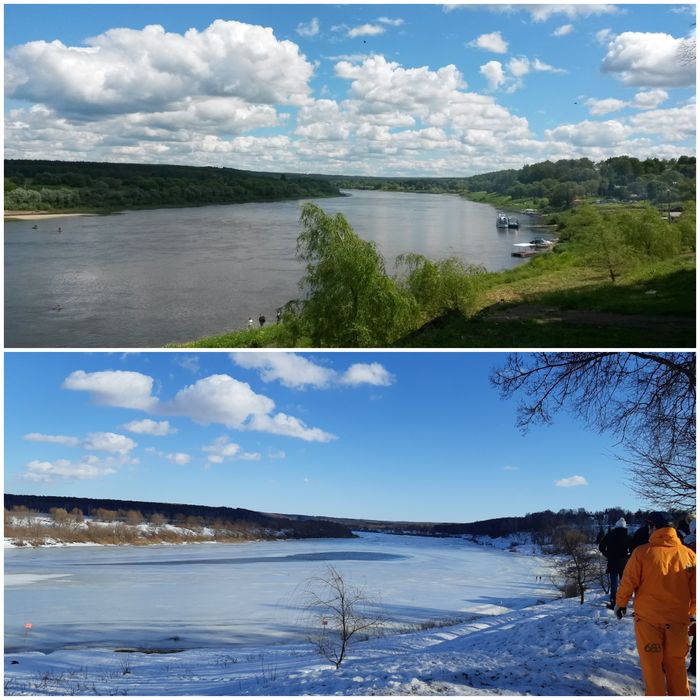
[304,566,383,669]
[491,353,695,510]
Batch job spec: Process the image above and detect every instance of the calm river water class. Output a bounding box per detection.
[5,191,540,347]
[5,532,551,653]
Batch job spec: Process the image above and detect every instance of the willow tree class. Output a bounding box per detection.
[291,203,414,347]
[396,253,486,321]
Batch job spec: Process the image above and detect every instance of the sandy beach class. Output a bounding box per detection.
[4,211,92,221]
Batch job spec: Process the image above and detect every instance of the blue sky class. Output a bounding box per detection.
[4,3,696,176]
[5,352,645,522]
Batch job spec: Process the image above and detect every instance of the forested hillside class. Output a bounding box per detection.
[462,155,696,208]
[4,493,353,540]
[328,156,695,210]
[4,160,340,212]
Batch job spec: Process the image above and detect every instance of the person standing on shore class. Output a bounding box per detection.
[614,512,696,696]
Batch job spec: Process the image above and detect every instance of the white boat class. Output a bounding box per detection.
[529,238,554,249]
[496,213,509,228]
[507,217,520,229]
[511,243,537,257]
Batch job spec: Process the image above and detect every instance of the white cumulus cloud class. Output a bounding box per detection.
[145,447,192,465]
[164,374,274,427]
[163,374,335,442]
[340,363,395,387]
[250,412,336,443]
[23,456,119,483]
[632,89,669,110]
[526,5,619,22]
[24,433,80,446]
[377,17,404,28]
[545,119,629,147]
[83,432,137,455]
[555,475,589,487]
[296,18,320,38]
[468,31,508,54]
[585,97,627,116]
[480,60,506,91]
[122,419,174,436]
[6,20,315,119]
[552,24,574,37]
[203,436,260,463]
[231,352,336,389]
[628,104,696,142]
[348,24,386,39]
[231,353,395,390]
[203,436,241,463]
[63,370,157,410]
[601,31,695,87]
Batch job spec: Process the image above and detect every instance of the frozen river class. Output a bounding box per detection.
[5,532,553,654]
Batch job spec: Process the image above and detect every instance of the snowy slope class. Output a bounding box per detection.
[4,591,695,696]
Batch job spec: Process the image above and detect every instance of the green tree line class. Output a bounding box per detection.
[4,159,340,211]
[328,155,695,210]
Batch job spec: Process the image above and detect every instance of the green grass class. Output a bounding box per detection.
[531,264,695,317]
[170,322,305,348]
[172,251,695,349]
[396,254,695,348]
[396,310,695,348]
[478,251,694,310]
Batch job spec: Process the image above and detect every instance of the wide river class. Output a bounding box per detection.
[5,532,551,654]
[5,190,542,347]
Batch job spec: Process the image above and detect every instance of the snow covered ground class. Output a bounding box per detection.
[7,592,694,696]
[4,532,696,695]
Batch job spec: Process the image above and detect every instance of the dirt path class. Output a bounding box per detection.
[483,303,695,329]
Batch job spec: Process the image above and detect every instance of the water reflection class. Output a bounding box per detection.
[5,191,539,347]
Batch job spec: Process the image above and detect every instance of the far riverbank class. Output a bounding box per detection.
[4,211,93,221]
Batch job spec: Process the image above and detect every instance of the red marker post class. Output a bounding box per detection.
[23,623,32,639]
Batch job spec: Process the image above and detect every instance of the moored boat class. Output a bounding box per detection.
[511,243,537,257]
[496,213,509,228]
[507,217,519,229]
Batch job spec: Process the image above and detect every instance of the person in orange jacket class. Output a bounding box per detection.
[614,511,696,696]
[684,516,696,676]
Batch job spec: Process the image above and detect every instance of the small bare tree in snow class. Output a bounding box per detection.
[304,566,382,669]
[549,528,606,605]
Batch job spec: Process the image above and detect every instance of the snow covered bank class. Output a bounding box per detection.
[6,592,694,696]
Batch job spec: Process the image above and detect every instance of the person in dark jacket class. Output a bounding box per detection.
[630,522,651,551]
[684,516,696,677]
[599,517,632,608]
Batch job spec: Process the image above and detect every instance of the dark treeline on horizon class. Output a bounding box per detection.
[4,159,340,211]
[7,493,681,543]
[4,155,696,214]
[3,493,353,540]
